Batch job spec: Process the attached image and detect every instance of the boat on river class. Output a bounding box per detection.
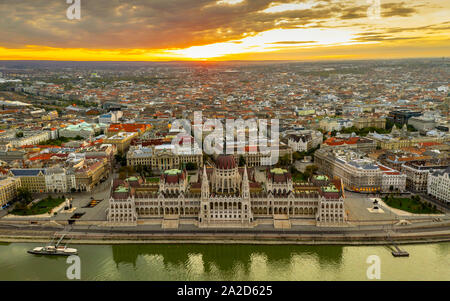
[27,230,77,256]
[27,245,78,256]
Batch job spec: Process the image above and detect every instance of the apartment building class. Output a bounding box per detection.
[353,117,386,129]
[0,150,26,163]
[287,130,323,152]
[0,177,21,207]
[427,167,450,204]
[59,122,100,139]
[408,115,436,131]
[127,144,203,170]
[402,160,448,192]
[10,131,51,147]
[105,132,138,153]
[106,123,151,137]
[233,144,293,167]
[45,167,76,193]
[99,111,123,124]
[8,169,46,193]
[74,158,109,192]
[314,148,406,193]
[387,109,422,126]
[321,136,377,153]
[368,132,447,150]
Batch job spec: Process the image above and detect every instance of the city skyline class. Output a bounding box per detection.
[0,0,449,61]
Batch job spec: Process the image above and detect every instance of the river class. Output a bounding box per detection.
[0,242,448,280]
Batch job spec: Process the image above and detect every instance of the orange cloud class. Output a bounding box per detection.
[0,0,448,61]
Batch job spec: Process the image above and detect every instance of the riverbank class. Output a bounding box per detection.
[0,225,449,246]
[2,237,449,246]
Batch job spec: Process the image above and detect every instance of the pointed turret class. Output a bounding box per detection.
[241,166,250,199]
[402,123,407,132]
[391,124,398,134]
[201,165,209,200]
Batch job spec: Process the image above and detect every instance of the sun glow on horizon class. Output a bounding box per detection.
[0,0,448,62]
[0,27,367,61]
[169,28,362,59]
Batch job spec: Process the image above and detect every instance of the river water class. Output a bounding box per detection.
[0,242,448,281]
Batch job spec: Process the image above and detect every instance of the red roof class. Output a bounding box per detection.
[21,145,62,149]
[108,123,151,133]
[419,142,441,147]
[324,137,361,146]
[30,153,68,161]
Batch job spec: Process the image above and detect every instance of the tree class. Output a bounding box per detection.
[407,125,416,132]
[293,151,302,161]
[135,165,143,177]
[304,164,318,177]
[115,152,127,167]
[290,166,298,175]
[126,166,135,175]
[278,154,290,166]
[15,132,24,138]
[186,162,197,171]
[238,155,246,167]
[16,187,32,205]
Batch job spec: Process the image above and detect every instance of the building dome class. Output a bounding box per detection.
[215,155,236,170]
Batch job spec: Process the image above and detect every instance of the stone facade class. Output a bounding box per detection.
[45,167,76,193]
[108,155,347,228]
[127,145,203,170]
[315,148,406,193]
[353,117,386,129]
[427,167,450,204]
[287,130,323,152]
[402,160,448,192]
[0,177,20,207]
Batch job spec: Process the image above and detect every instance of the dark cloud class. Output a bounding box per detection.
[337,1,420,20]
[339,6,368,20]
[386,21,450,33]
[0,0,332,48]
[0,0,426,49]
[354,34,423,42]
[382,2,417,17]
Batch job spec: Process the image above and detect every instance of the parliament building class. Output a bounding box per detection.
[107,155,347,228]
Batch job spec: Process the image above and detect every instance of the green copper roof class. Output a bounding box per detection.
[323,185,338,193]
[270,168,287,174]
[115,186,128,193]
[164,169,182,175]
[315,175,328,181]
[126,176,138,181]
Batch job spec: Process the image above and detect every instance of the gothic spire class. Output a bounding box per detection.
[242,166,250,199]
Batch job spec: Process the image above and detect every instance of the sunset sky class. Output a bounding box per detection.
[0,0,449,61]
